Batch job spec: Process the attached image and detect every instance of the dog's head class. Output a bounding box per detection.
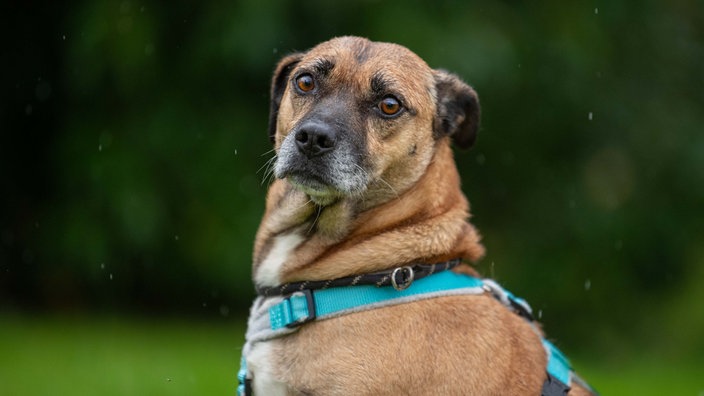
[269,36,480,207]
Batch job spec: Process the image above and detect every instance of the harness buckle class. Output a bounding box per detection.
[285,289,317,328]
[269,289,317,330]
[391,266,415,291]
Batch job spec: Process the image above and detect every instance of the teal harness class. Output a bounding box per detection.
[238,268,578,395]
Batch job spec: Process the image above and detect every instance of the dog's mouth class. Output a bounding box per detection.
[276,160,370,206]
[286,173,345,206]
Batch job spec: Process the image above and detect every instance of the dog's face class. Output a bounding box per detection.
[269,36,480,207]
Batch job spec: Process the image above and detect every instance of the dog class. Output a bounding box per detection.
[241,36,595,396]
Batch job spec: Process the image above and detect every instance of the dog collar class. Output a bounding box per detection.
[238,269,579,396]
[255,258,461,296]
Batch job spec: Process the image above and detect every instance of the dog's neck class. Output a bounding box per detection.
[253,141,485,287]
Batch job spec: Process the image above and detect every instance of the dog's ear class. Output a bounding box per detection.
[268,52,305,143]
[433,70,481,149]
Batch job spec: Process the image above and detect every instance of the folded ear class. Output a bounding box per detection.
[432,70,481,149]
[268,52,304,143]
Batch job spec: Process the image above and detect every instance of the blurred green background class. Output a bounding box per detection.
[2,0,703,394]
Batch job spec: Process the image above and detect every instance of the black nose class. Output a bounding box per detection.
[294,123,337,157]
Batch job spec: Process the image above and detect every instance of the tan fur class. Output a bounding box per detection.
[251,36,593,395]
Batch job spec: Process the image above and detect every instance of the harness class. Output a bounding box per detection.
[238,262,579,396]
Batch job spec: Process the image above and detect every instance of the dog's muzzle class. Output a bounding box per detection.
[274,122,368,204]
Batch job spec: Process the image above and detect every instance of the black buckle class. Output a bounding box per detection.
[244,377,252,396]
[509,298,535,321]
[285,289,317,328]
[541,373,571,396]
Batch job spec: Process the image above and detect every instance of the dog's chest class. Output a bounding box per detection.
[247,342,288,395]
[255,232,304,286]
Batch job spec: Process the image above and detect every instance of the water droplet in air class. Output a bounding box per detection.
[614,240,623,251]
[100,263,105,270]
[109,273,113,280]
[584,279,591,291]
[588,112,593,121]
[35,81,52,101]
[219,304,230,317]
[594,8,599,14]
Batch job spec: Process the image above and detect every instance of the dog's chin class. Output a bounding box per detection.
[287,175,346,206]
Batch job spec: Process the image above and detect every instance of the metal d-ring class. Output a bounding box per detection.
[391,266,415,291]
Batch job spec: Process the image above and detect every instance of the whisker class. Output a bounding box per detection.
[307,204,323,235]
[293,197,314,213]
[259,148,276,157]
[258,154,278,186]
[256,155,277,174]
[378,177,399,199]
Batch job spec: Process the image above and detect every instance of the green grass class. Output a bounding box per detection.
[575,356,704,395]
[0,314,245,396]
[1,314,701,395]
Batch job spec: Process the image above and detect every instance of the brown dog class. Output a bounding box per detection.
[243,36,594,395]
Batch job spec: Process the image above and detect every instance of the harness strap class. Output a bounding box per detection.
[238,271,577,396]
[256,259,461,296]
[269,270,484,330]
[542,339,572,395]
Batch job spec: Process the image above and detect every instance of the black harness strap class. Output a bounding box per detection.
[255,259,461,296]
[542,372,571,396]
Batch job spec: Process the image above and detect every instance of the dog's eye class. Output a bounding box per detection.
[379,96,401,116]
[296,74,315,93]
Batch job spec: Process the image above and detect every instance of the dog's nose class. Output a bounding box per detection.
[294,123,337,157]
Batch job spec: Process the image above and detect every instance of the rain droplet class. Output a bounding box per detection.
[538,310,543,319]
[584,279,591,291]
[594,7,599,14]
[35,81,52,101]
[219,304,230,317]
[174,235,179,241]
[588,112,593,121]
[62,35,66,40]
[614,240,623,251]
[100,263,105,270]
[98,144,102,151]
[109,273,114,280]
